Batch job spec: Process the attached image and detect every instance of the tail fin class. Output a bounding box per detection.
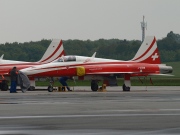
[131,36,161,64]
[38,39,65,63]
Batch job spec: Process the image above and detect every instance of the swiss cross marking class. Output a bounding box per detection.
[151,53,159,61]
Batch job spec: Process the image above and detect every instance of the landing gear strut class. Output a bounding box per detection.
[122,84,130,91]
[47,78,54,92]
[91,80,98,91]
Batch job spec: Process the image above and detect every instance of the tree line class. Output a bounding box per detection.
[0,31,180,62]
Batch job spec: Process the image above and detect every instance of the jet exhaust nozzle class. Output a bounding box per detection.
[159,65,173,74]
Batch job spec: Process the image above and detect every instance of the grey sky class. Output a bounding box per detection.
[0,0,180,43]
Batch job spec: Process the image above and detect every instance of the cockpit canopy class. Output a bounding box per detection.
[53,56,76,62]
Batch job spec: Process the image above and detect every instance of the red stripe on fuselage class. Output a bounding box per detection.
[28,61,158,73]
[27,61,160,77]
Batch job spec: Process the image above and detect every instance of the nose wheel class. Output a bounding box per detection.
[28,86,35,91]
[48,85,53,92]
[48,79,54,92]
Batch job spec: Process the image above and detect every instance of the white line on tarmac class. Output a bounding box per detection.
[0,113,180,119]
[92,109,180,112]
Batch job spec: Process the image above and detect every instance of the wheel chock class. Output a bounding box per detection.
[57,86,67,92]
[53,86,74,92]
[98,84,107,92]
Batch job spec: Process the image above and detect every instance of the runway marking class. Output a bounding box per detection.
[0,113,180,119]
[94,109,180,112]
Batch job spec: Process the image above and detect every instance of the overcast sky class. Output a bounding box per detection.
[0,0,180,43]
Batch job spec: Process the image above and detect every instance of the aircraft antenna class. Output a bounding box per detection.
[141,15,147,42]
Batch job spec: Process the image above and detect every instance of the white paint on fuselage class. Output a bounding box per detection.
[20,55,130,75]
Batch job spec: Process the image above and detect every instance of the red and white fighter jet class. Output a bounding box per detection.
[21,36,173,91]
[0,39,65,90]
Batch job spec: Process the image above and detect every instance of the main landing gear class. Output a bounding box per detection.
[91,80,98,91]
[91,80,131,92]
[0,80,9,91]
[122,84,130,91]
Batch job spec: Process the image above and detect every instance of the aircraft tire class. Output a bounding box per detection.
[122,84,130,91]
[28,86,35,91]
[1,83,8,91]
[91,80,98,91]
[48,85,53,92]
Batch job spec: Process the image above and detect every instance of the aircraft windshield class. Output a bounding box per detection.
[53,56,76,62]
[57,58,64,62]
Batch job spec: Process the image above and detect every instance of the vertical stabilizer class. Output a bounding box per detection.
[131,36,161,64]
[0,54,4,59]
[38,39,65,63]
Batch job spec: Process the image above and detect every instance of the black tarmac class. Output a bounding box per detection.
[0,86,180,135]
